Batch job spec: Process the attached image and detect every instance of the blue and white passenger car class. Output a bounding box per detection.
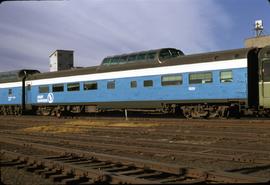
[1,47,270,118]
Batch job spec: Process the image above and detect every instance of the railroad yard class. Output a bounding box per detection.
[0,116,270,184]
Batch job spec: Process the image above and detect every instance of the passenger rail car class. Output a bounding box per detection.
[0,46,269,118]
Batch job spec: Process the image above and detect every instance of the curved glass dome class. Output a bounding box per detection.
[101,48,184,66]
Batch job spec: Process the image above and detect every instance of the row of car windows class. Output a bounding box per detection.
[6,71,232,95]
[37,70,233,94]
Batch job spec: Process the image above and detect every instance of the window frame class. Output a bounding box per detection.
[84,81,98,91]
[119,56,128,64]
[169,49,181,57]
[67,82,80,92]
[39,85,49,93]
[137,54,146,61]
[189,72,213,84]
[127,55,137,61]
[263,60,270,82]
[52,84,64,92]
[102,58,111,65]
[8,88,12,96]
[107,80,115,89]
[130,81,137,88]
[111,57,120,65]
[147,52,156,60]
[144,80,153,87]
[161,74,183,86]
[159,49,172,61]
[220,70,233,83]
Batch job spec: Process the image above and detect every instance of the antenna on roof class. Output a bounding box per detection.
[254,20,264,37]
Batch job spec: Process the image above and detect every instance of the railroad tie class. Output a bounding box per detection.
[105,165,132,172]
[26,164,44,172]
[42,169,62,178]
[116,169,145,175]
[0,160,24,167]
[50,173,74,182]
[61,176,90,185]
[15,162,30,169]
[34,168,51,175]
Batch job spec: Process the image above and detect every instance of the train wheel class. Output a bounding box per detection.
[39,107,52,116]
[226,105,240,119]
[182,109,192,119]
[56,111,62,118]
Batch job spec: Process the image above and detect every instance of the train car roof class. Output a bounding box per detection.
[27,47,256,81]
[0,69,40,83]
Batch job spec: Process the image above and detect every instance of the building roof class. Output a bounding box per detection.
[49,50,74,57]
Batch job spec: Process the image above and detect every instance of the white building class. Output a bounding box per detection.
[49,50,74,72]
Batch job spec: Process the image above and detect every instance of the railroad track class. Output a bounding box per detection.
[2,133,270,165]
[2,150,193,184]
[1,116,270,184]
[1,116,270,138]
[1,127,269,142]
[2,123,270,154]
[1,144,269,184]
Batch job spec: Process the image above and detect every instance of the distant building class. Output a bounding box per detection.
[49,50,74,72]
[244,35,270,48]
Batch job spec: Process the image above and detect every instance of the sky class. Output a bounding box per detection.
[0,0,269,72]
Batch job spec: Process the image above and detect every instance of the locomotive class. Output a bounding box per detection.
[0,46,269,118]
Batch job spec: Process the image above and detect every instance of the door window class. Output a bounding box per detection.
[263,60,270,82]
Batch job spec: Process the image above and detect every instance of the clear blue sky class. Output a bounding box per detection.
[0,0,269,72]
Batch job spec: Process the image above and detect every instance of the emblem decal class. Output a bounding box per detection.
[47,93,54,103]
[37,93,54,103]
